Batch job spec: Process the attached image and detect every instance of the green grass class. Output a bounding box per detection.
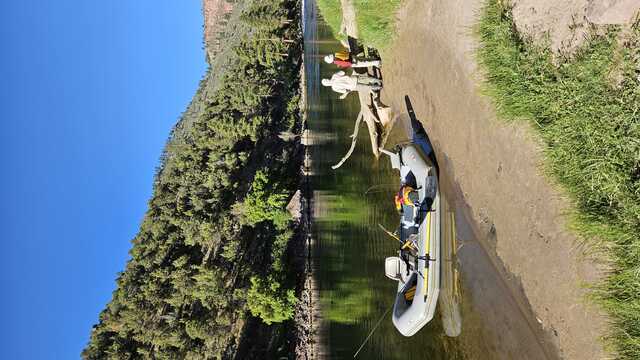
[317,0,401,50]
[478,1,640,358]
[317,0,344,41]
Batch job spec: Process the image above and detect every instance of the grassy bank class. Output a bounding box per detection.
[317,0,401,50]
[478,1,640,358]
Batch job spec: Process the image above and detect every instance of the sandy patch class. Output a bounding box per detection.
[511,0,640,55]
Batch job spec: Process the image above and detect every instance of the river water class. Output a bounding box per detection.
[302,2,462,359]
[301,1,561,359]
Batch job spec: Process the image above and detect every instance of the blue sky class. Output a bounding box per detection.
[0,1,207,358]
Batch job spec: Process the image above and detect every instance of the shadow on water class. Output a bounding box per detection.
[436,155,560,360]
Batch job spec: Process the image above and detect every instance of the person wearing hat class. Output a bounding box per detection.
[321,71,382,99]
[394,184,419,213]
[324,54,381,69]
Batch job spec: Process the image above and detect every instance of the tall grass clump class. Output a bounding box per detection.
[317,0,344,40]
[353,0,401,49]
[478,1,640,358]
[317,0,401,50]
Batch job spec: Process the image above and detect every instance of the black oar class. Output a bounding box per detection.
[405,95,439,169]
[405,95,424,138]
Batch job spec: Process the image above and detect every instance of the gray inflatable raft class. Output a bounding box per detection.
[382,144,441,337]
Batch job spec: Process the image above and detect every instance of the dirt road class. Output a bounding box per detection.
[381,0,610,358]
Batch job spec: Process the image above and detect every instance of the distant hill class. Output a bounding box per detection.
[203,0,234,62]
[83,1,305,358]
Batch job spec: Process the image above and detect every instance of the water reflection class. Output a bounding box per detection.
[303,2,461,358]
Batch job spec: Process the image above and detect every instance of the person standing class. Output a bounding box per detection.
[324,54,381,69]
[321,71,382,99]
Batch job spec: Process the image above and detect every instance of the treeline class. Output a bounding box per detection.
[83,1,304,358]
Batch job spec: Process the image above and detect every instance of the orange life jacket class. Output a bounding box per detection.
[394,194,403,212]
[335,50,350,61]
[395,185,415,212]
[402,186,415,206]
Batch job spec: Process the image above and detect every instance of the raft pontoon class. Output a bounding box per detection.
[381,98,440,337]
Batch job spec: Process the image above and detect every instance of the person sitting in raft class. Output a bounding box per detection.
[324,54,381,69]
[321,71,382,99]
[394,184,419,213]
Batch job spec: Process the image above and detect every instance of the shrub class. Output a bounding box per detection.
[246,276,297,324]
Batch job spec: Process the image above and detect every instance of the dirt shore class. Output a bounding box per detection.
[381,0,610,358]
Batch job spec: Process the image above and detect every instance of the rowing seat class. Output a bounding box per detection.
[385,257,409,283]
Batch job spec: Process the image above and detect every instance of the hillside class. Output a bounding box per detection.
[83,1,306,358]
[203,0,234,62]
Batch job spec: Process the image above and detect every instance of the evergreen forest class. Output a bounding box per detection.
[83,1,305,358]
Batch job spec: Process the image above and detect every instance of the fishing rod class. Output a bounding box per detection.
[363,183,397,195]
[352,226,409,359]
[353,303,393,358]
[377,223,402,244]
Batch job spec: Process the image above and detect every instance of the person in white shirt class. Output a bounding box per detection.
[321,71,382,99]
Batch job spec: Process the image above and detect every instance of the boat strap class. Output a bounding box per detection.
[404,285,417,301]
[418,254,436,267]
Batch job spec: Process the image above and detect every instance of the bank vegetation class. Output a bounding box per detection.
[478,1,640,358]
